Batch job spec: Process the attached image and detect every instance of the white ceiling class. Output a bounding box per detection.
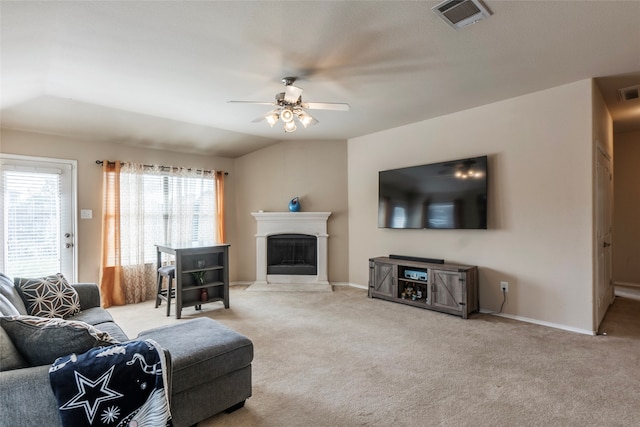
[1,1,639,158]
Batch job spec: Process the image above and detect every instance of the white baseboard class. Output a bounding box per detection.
[230,281,253,287]
[479,309,595,336]
[345,283,593,335]
[332,282,368,290]
[614,281,640,289]
[231,280,368,290]
[343,284,595,335]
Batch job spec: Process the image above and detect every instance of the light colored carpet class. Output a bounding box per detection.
[108,285,640,427]
[245,283,333,292]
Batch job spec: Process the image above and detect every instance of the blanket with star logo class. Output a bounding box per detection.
[48,339,172,426]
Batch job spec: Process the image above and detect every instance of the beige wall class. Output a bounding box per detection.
[1,131,350,286]
[1,79,608,333]
[348,80,595,332]
[0,129,236,283]
[613,130,640,285]
[233,139,349,283]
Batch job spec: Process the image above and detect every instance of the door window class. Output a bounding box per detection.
[0,155,77,281]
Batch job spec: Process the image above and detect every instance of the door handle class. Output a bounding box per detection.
[603,242,611,248]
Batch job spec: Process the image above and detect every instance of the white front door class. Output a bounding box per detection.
[0,154,77,281]
[595,146,613,330]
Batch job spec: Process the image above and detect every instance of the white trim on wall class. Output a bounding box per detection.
[479,309,596,336]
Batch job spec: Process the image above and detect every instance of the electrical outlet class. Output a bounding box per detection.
[500,281,509,292]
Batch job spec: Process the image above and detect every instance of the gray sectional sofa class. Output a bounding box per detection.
[0,272,253,427]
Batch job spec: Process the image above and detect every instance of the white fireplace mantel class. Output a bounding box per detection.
[252,212,331,285]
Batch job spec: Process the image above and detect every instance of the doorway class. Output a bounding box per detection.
[595,146,614,330]
[0,154,77,281]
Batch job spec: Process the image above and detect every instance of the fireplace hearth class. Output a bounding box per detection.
[252,212,331,285]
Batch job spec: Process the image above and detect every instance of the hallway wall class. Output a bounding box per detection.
[613,130,640,285]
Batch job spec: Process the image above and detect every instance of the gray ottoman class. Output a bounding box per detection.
[138,317,253,427]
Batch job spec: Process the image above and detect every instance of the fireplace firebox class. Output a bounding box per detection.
[267,234,317,275]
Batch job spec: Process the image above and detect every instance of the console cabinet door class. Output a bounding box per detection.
[431,269,464,315]
[369,261,396,298]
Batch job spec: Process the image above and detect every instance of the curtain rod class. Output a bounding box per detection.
[95,160,228,175]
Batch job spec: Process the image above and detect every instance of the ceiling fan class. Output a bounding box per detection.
[228,77,350,133]
[439,158,484,179]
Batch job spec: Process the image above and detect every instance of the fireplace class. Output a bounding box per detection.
[252,212,331,284]
[267,234,317,275]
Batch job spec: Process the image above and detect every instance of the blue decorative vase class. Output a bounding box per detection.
[288,197,300,212]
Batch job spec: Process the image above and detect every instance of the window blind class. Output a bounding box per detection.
[2,169,61,277]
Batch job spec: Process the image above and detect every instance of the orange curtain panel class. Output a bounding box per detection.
[216,171,225,243]
[99,161,126,307]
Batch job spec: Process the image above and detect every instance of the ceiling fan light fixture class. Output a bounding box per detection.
[280,108,294,123]
[265,112,279,127]
[296,110,317,128]
[299,116,314,128]
[284,121,297,133]
[230,76,349,133]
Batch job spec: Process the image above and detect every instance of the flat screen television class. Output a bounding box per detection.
[378,155,488,229]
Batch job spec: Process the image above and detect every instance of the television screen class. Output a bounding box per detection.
[378,155,488,229]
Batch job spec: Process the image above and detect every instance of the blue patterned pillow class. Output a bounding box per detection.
[15,274,81,319]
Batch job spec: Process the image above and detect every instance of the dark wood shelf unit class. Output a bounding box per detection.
[156,243,230,319]
[183,281,225,290]
[182,265,224,274]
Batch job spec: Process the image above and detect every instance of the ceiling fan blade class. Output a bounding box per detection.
[228,101,275,106]
[301,102,350,111]
[284,85,304,103]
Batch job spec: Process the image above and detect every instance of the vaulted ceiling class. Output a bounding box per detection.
[1,1,639,158]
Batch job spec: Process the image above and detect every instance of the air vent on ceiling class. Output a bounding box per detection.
[432,0,492,30]
[618,85,640,102]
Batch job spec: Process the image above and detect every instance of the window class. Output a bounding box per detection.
[116,167,218,267]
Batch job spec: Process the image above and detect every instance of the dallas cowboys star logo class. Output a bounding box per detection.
[59,365,124,423]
